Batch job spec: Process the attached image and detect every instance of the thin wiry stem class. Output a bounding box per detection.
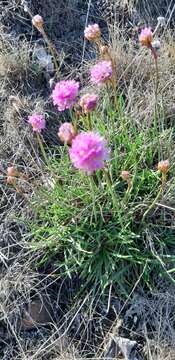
[151,46,159,109]
[36,132,49,166]
[142,187,162,222]
[41,29,60,79]
[104,169,123,226]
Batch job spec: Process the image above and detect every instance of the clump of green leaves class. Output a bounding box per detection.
[30,96,175,296]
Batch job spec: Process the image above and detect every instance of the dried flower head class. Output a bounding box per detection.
[79,93,98,113]
[7,166,19,178]
[58,122,76,145]
[152,40,161,51]
[7,176,15,185]
[157,16,165,26]
[158,160,170,174]
[84,24,101,41]
[100,45,109,55]
[32,15,44,32]
[28,114,46,132]
[7,166,19,185]
[121,170,130,181]
[139,27,153,48]
[51,80,79,112]
[90,61,113,86]
[69,132,110,174]
[34,47,54,72]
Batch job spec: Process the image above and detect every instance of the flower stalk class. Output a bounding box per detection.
[36,132,49,166]
[32,15,60,78]
[150,45,159,110]
[103,169,123,226]
[121,171,132,193]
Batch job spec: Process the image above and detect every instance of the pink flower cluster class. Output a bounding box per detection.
[20,21,164,182]
[28,114,46,132]
[79,93,98,113]
[90,61,113,85]
[84,24,101,41]
[69,132,110,174]
[52,80,79,111]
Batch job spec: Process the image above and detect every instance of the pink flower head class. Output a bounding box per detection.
[121,170,130,181]
[58,122,76,145]
[32,15,44,32]
[28,114,46,132]
[90,61,112,85]
[51,80,79,111]
[69,132,110,174]
[84,24,101,41]
[79,93,99,113]
[158,159,169,174]
[139,27,153,47]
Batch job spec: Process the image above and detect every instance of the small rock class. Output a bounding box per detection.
[104,336,142,360]
[21,296,54,330]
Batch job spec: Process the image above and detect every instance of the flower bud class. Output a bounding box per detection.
[139,27,153,48]
[84,24,101,41]
[6,166,19,185]
[58,122,76,145]
[121,170,130,181]
[79,93,98,113]
[32,15,44,32]
[158,160,170,174]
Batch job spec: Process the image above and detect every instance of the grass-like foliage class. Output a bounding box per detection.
[30,94,175,295]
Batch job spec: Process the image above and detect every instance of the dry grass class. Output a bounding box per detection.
[98,0,175,20]
[110,30,175,124]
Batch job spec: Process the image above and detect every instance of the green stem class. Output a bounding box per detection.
[87,113,92,131]
[70,109,78,133]
[142,186,162,222]
[155,56,159,107]
[104,169,123,226]
[151,48,161,159]
[162,173,167,188]
[89,175,97,222]
[81,113,92,131]
[36,132,49,166]
[123,179,132,203]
